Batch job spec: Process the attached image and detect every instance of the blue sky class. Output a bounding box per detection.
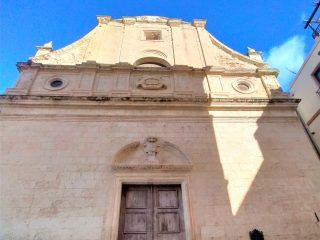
[0,0,316,93]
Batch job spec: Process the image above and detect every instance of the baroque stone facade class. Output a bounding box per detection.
[0,16,319,240]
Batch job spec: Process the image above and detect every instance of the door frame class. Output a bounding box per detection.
[108,174,194,240]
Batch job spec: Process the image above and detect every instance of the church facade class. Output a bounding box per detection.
[1,16,319,240]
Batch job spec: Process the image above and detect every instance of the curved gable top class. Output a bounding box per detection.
[31,16,266,70]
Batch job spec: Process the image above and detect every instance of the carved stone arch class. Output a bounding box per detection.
[134,57,171,67]
[134,49,171,67]
[112,137,192,170]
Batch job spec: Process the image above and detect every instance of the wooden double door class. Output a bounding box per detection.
[118,185,186,240]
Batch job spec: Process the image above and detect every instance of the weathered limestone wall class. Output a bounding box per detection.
[1,103,319,240]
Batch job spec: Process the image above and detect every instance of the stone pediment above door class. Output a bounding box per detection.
[112,137,192,171]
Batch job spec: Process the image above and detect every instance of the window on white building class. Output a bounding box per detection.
[314,66,320,85]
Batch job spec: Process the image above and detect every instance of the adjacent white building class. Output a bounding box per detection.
[290,37,320,154]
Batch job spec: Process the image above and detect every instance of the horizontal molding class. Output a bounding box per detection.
[17,62,277,77]
[0,94,300,104]
[0,114,299,123]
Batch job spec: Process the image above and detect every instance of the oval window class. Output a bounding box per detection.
[50,79,63,88]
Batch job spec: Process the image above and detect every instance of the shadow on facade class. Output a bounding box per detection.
[197,84,320,239]
[234,100,320,239]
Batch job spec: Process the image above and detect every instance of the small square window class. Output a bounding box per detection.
[313,67,320,84]
[144,30,162,40]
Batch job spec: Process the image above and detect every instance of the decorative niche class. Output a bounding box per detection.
[142,30,162,41]
[112,137,192,170]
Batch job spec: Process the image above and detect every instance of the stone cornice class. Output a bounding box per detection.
[122,17,136,25]
[16,62,278,77]
[204,67,278,76]
[0,94,300,109]
[168,19,182,27]
[104,16,207,27]
[0,94,300,125]
[256,68,279,77]
[0,97,300,124]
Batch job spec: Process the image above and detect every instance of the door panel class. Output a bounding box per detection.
[119,186,153,240]
[153,186,185,240]
[157,212,180,233]
[124,213,147,232]
[118,185,185,240]
[126,190,148,209]
[157,190,179,209]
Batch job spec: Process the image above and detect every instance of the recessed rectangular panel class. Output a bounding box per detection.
[158,212,180,233]
[115,72,129,90]
[124,213,147,233]
[124,234,147,240]
[158,190,178,208]
[95,73,114,92]
[126,190,147,209]
[143,30,162,40]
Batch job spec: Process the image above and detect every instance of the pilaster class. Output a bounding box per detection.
[168,19,188,66]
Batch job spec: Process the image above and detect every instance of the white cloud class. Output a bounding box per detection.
[265,35,306,92]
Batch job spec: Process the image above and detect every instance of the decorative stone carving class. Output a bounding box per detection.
[39,41,53,49]
[97,16,111,24]
[192,19,206,28]
[141,50,168,59]
[213,49,256,69]
[112,138,192,170]
[209,35,266,69]
[247,47,263,62]
[35,41,53,57]
[143,137,160,162]
[32,31,92,65]
[136,75,167,90]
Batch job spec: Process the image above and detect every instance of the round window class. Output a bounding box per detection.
[232,79,255,94]
[50,79,63,88]
[44,77,68,91]
[237,83,250,91]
